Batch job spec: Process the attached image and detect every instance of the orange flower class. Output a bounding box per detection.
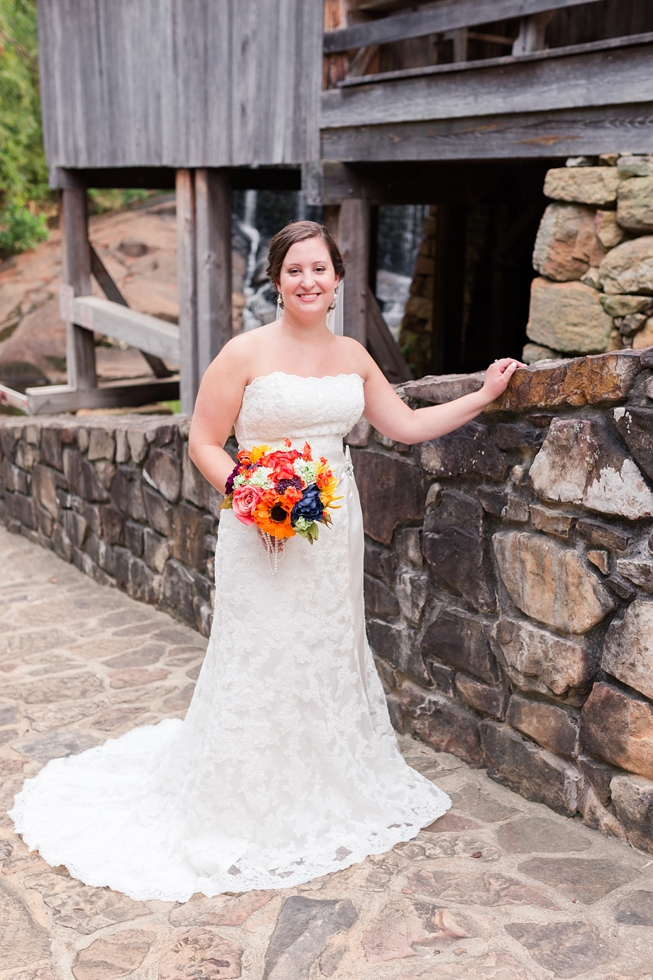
[238,444,270,467]
[253,491,296,539]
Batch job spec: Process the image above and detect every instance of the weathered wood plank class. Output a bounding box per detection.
[195,169,233,378]
[176,169,198,414]
[61,187,97,391]
[0,385,28,413]
[321,101,653,163]
[26,378,180,416]
[321,36,653,129]
[323,0,605,53]
[338,199,370,345]
[366,291,412,383]
[89,246,173,378]
[71,296,181,361]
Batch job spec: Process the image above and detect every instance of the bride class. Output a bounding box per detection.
[10,220,519,902]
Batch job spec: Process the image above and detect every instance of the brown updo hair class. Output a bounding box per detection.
[266,220,345,290]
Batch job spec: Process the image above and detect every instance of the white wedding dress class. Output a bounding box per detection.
[10,373,450,901]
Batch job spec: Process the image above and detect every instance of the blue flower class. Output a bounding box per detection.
[292,484,324,524]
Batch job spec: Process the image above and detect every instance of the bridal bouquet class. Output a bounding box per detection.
[222,440,341,572]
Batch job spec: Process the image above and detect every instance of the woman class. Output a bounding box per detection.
[10,221,519,902]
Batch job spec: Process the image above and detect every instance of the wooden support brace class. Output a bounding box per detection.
[89,245,173,378]
[61,187,96,391]
[195,169,233,380]
[26,377,180,415]
[366,290,413,384]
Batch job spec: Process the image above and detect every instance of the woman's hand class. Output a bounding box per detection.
[480,357,525,403]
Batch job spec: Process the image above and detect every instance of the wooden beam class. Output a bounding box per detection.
[50,166,302,192]
[324,0,605,53]
[195,169,233,379]
[61,187,96,391]
[0,384,28,413]
[321,100,653,163]
[512,11,556,55]
[176,169,198,415]
[89,245,173,379]
[338,199,370,345]
[324,35,653,123]
[366,290,412,384]
[69,297,181,361]
[26,378,180,416]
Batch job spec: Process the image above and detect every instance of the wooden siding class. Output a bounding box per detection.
[37,0,322,171]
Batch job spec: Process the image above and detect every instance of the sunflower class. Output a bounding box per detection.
[317,469,342,512]
[253,491,296,539]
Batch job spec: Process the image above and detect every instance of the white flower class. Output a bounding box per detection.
[293,459,317,484]
[233,474,247,488]
[249,467,274,489]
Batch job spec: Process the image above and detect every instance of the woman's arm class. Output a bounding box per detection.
[361,351,522,445]
[188,341,249,494]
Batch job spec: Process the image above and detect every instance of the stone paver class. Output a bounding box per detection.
[1,527,653,980]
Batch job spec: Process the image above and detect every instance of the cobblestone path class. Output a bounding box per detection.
[1,527,653,980]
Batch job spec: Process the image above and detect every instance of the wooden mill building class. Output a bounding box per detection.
[23,0,653,413]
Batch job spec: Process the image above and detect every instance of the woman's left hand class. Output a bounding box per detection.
[481,357,526,403]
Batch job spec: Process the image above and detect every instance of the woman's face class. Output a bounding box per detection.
[277,237,339,320]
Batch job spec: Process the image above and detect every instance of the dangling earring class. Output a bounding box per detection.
[276,294,284,320]
[328,284,340,313]
[327,284,340,330]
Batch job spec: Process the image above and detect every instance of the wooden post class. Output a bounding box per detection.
[512,12,555,55]
[61,187,96,390]
[176,169,198,415]
[195,168,233,380]
[338,199,370,345]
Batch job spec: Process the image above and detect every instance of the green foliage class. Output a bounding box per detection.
[0,200,47,255]
[0,0,50,254]
[88,188,153,215]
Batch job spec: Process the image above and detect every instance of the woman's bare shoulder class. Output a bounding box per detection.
[334,335,376,379]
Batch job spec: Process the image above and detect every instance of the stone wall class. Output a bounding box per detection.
[0,415,223,637]
[2,348,653,853]
[526,154,653,361]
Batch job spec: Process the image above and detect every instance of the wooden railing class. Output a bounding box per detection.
[324,0,608,81]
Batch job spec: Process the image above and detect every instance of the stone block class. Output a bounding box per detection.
[261,896,356,980]
[600,235,653,294]
[40,426,63,470]
[399,371,485,404]
[395,527,423,567]
[64,451,110,502]
[400,680,483,766]
[488,350,642,413]
[633,316,653,349]
[595,209,628,249]
[610,772,653,854]
[455,674,507,719]
[495,423,544,450]
[477,486,506,516]
[576,517,630,552]
[419,421,509,482]
[100,504,124,545]
[616,558,653,592]
[181,442,209,508]
[526,277,613,354]
[11,493,36,528]
[423,527,496,613]
[522,342,557,364]
[73,929,155,980]
[421,607,498,684]
[581,682,653,779]
[31,465,59,519]
[124,520,144,557]
[577,754,615,808]
[533,203,605,281]
[544,166,621,205]
[493,531,614,634]
[395,567,429,625]
[426,659,455,696]
[367,619,428,685]
[602,599,653,700]
[61,509,88,548]
[345,416,372,447]
[601,293,652,317]
[587,549,609,573]
[127,556,161,605]
[160,559,215,627]
[143,527,169,573]
[529,417,653,520]
[425,488,483,532]
[506,694,579,757]
[85,532,115,575]
[53,524,73,562]
[110,465,146,521]
[364,542,397,585]
[618,154,653,177]
[529,504,573,538]
[617,175,653,233]
[351,448,426,544]
[480,720,581,816]
[364,573,400,618]
[15,440,38,471]
[127,422,157,463]
[143,448,181,503]
[115,426,130,463]
[613,405,653,482]
[613,889,653,926]
[172,501,209,569]
[87,425,115,462]
[142,484,173,536]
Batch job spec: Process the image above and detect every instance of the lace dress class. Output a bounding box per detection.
[9,373,450,901]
